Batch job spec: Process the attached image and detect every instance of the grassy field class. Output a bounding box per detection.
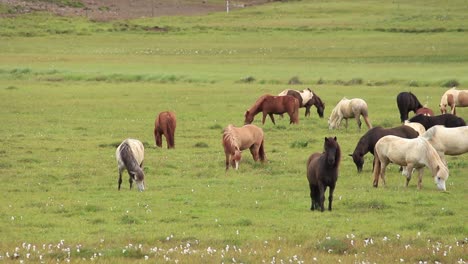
[0,0,467,263]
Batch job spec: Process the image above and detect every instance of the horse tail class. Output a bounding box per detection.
[259,138,266,162]
[292,98,300,124]
[361,107,372,129]
[372,150,381,187]
[166,113,176,149]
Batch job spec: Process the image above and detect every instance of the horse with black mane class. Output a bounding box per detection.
[408,114,466,130]
[396,92,423,123]
[244,94,299,125]
[350,125,419,173]
[306,137,341,212]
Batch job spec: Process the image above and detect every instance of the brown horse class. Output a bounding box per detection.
[154,111,176,149]
[439,87,468,115]
[222,124,266,170]
[244,95,299,125]
[306,137,341,212]
[415,107,434,116]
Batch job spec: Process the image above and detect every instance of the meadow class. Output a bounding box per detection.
[0,0,467,262]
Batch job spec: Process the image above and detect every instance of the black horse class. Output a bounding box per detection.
[306,137,341,212]
[396,92,423,123]
[409,114,466,130]
[350,126,419,173]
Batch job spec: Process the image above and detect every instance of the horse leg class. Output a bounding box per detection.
[355,115,362,130]
[249,145,259,161]
[225,153,230,171]
[318,184,326,212]
[262,112,268,125]
[417,168,424,190]
[128,172,133,189]
[328,184,335,211]
[380,161,389,187]
[305,105,311,117]
[405,164,414,187]
[269,113,276,125]
[309,183,315,211]
[118,167,123,190]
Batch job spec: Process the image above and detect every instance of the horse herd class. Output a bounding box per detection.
[115,87,468,212]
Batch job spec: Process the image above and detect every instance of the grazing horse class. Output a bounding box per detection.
[415,107,434,117]
[306,137,341,212]
[154,111,177,149]
[373,135,449,191]
[421,125,468,164]
[116,138,145,191]
[396,92,423,123]
[328,97,372,130]
[439,87,468,115]
[278,88,325,118]
[403,120,426,135]
[222,124,266,170]
[350,126,419,173]
[244,95,299,125]
[408,114,466,130]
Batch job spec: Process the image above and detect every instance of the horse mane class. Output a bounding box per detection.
[409,92,423,108]
[247,94,270,113]
[223,125,240,150]
[311,91,324,107]
[119,142,144,181]
[325,137,341,168]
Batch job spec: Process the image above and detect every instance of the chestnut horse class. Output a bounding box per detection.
[278,88,325,118]
[244,95,299,125]
[408,114,466,130]
[154,111,176,149]
[116,138,145,191]
[396,92,423,123]
[373,135,449,191]
[328,97,372,130]
[222,124,266,170]
[350,125,419,173]
[415,107,434,117]
[439,87,468,115]
[306,137,341,212]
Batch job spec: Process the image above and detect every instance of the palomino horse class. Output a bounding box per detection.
[154,111,177,149]
[439,87,468,115]
[278,88,325,118]
[244,95,299,125]
[403,120,426,135]
[421,125,468,164]
[408,114,466,130]
[222,124,266,170]
[328,97,372,130]
[373,135,449,191]
[116,138,145,191]
[306,137,341,212]
[396,92,423,123]
[350,126,419,173]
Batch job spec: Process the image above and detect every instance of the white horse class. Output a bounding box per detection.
[373,135,449,191]
[328,97,372,130]
[421,125,468,163]
[278,88,313,107]
[439,87,468,115]
[116,138,145,191]
[403,120,426,135]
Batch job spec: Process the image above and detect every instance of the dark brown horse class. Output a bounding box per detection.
[244,95,299,125]
[154,111,177,149]
[350,126,419,173]
[408,114,466,130]
[306,137,341,212]
[305,90,325,118]
[415,107,434,116]
[396,92,423,123]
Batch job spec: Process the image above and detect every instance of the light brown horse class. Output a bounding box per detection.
[439,87,468,115]
[328,97,372,130]
[244,95,299,125]
[154,111,176,149]
[222,124,266,170]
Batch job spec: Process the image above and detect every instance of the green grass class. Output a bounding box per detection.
[0,0,467,263]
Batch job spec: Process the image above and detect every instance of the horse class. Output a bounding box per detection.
[439,87,468,115]
[278,88,325,118]
[415,106,434,117]
[350,125,419,173]
[222,124,266,170]
[408,114,466,130]
[403,120,426,135]
[244,95,299,125]
[116,138,145,191]
[373,135,449,191]
[306,137,341,212]
[396,92,423,123]
[154,111,177,149]
[420,125,468,164]
[328,97,372,130]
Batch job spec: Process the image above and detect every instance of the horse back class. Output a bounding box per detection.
[117,139,144,167]
[236,125,264,150]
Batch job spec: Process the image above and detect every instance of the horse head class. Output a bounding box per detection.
[316,103,325,118]
[349,153,364,172]
[130,170,145,192]
[434,165,448,191]
[244,110,254,124]
[324,137,339,166]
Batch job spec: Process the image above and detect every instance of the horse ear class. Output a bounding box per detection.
[324,137,328,142]
[334,136,337,141]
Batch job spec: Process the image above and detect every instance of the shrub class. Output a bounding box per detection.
[441,79,459,88]
[288,76,302,85]
[239,76,256,83]
[290,140,308,148]
[194,142,209,148]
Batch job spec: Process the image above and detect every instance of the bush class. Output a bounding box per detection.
[239,76,256,83]
[288,76,302,85]
[441,79,459,88]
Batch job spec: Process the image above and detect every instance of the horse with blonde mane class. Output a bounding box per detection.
[439,87,468,115]
[222,124,266,170]
[116,138,145,191]
[244,95,299,125]
[373,135,449,191]
[278,88,325,118]
[403,120,426,135]
[328,97,372,130]
[420,125,468,164]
